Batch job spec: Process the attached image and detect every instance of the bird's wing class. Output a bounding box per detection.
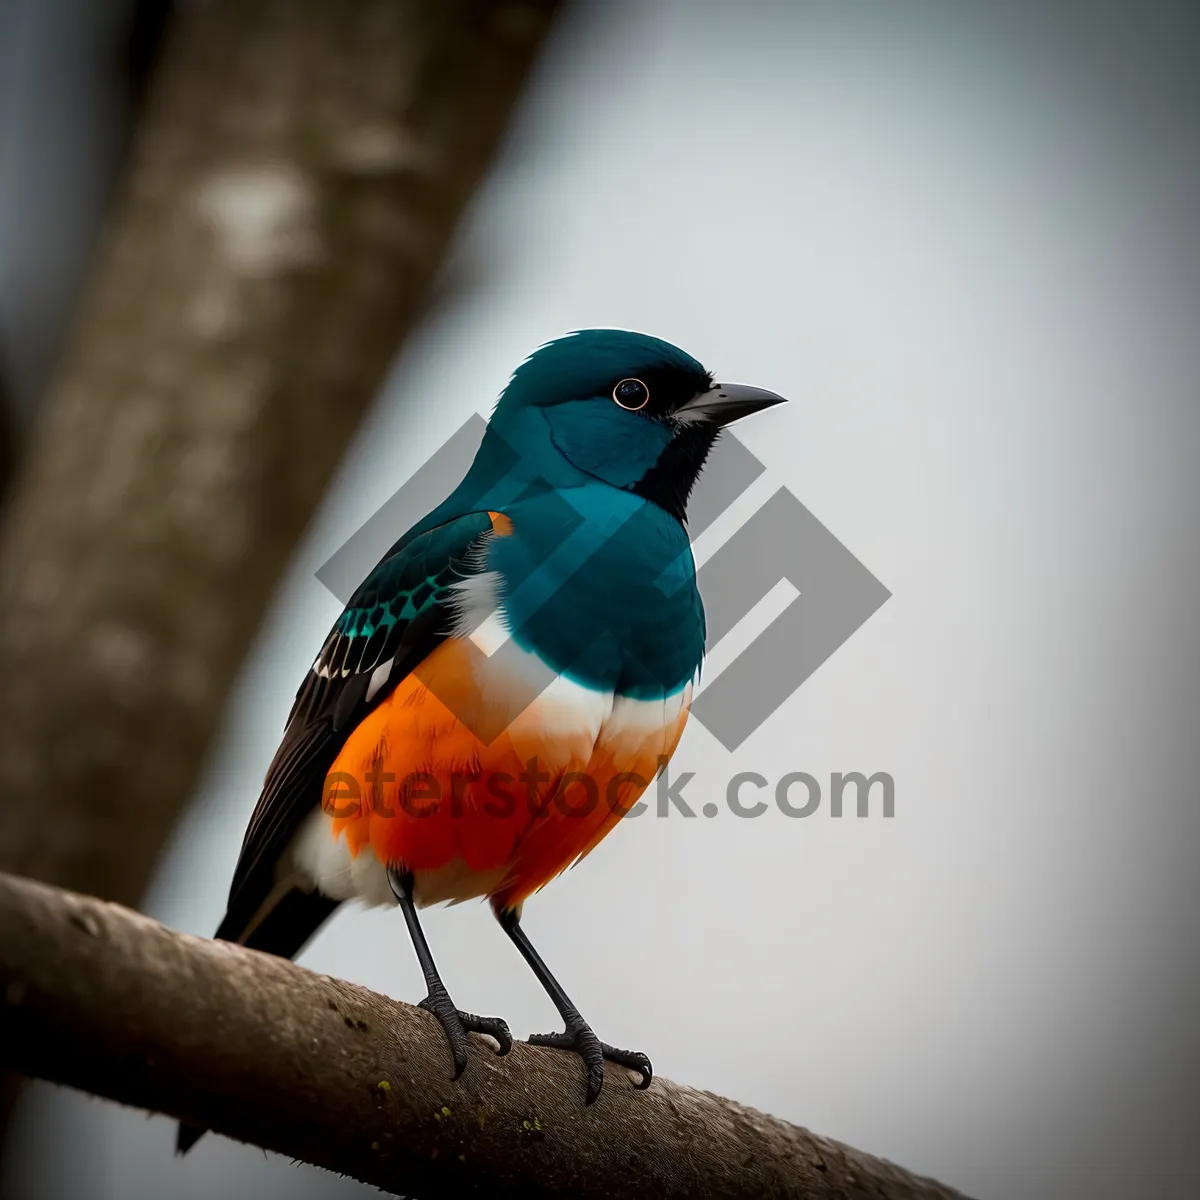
[220,510,503,940]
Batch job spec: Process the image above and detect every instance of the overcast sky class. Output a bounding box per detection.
[5,1,1200,1197]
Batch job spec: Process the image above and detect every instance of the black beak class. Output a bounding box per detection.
[672,382,787,427]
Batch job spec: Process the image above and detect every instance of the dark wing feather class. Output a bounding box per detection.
[218,511,498,943]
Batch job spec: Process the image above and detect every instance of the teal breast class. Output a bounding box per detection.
[489,485,704,700]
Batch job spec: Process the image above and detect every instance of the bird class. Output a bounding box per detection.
[177,329,784,1153]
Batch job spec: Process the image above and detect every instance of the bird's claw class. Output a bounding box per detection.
[419,991,512,1079]
[528,1021,653,1103]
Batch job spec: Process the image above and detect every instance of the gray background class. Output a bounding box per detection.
[3,1,1199,1197]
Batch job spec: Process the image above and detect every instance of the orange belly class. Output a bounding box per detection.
[323,637,690,911]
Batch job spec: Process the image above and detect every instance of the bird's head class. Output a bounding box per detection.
[489,329,786,521]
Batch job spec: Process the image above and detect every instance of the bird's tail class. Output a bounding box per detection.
[175,1121,208,1156]
[175,887,340,1155]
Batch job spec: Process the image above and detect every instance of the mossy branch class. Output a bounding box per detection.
[0,872,969,1199]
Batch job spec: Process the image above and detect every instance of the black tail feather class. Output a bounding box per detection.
[175,1122,207,1155]
[216,887,340,961]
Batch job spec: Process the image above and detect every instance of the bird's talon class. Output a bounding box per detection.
[527,1030,573,1050]
[419,993,510,1077]
[527,1024,652,1102]
[462,1011,513,1056]
[601,1045,653,1089]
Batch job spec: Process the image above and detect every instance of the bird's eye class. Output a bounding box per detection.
[612,378,649,411]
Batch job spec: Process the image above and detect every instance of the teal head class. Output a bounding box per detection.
[484,329,786,522]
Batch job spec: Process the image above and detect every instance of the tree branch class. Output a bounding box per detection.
[0,873,969,1200]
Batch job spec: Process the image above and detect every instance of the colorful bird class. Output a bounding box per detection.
[178,330,783,1151]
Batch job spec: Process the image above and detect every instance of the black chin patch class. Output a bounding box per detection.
[630,424,719,523]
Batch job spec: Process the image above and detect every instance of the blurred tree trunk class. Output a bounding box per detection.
[0,0,561,1167]
[0,0,560,908]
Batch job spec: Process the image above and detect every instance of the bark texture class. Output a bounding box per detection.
[0,874,971,1200]
[0,0,561,909]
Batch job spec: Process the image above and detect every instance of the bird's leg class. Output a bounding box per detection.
[388,868,511,1078]
[496,906,652,1104]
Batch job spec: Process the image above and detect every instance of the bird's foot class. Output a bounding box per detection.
[419,988,512,1079]
[528,1017,652,1104]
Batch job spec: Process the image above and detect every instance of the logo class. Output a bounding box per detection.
[317,415,890,751]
